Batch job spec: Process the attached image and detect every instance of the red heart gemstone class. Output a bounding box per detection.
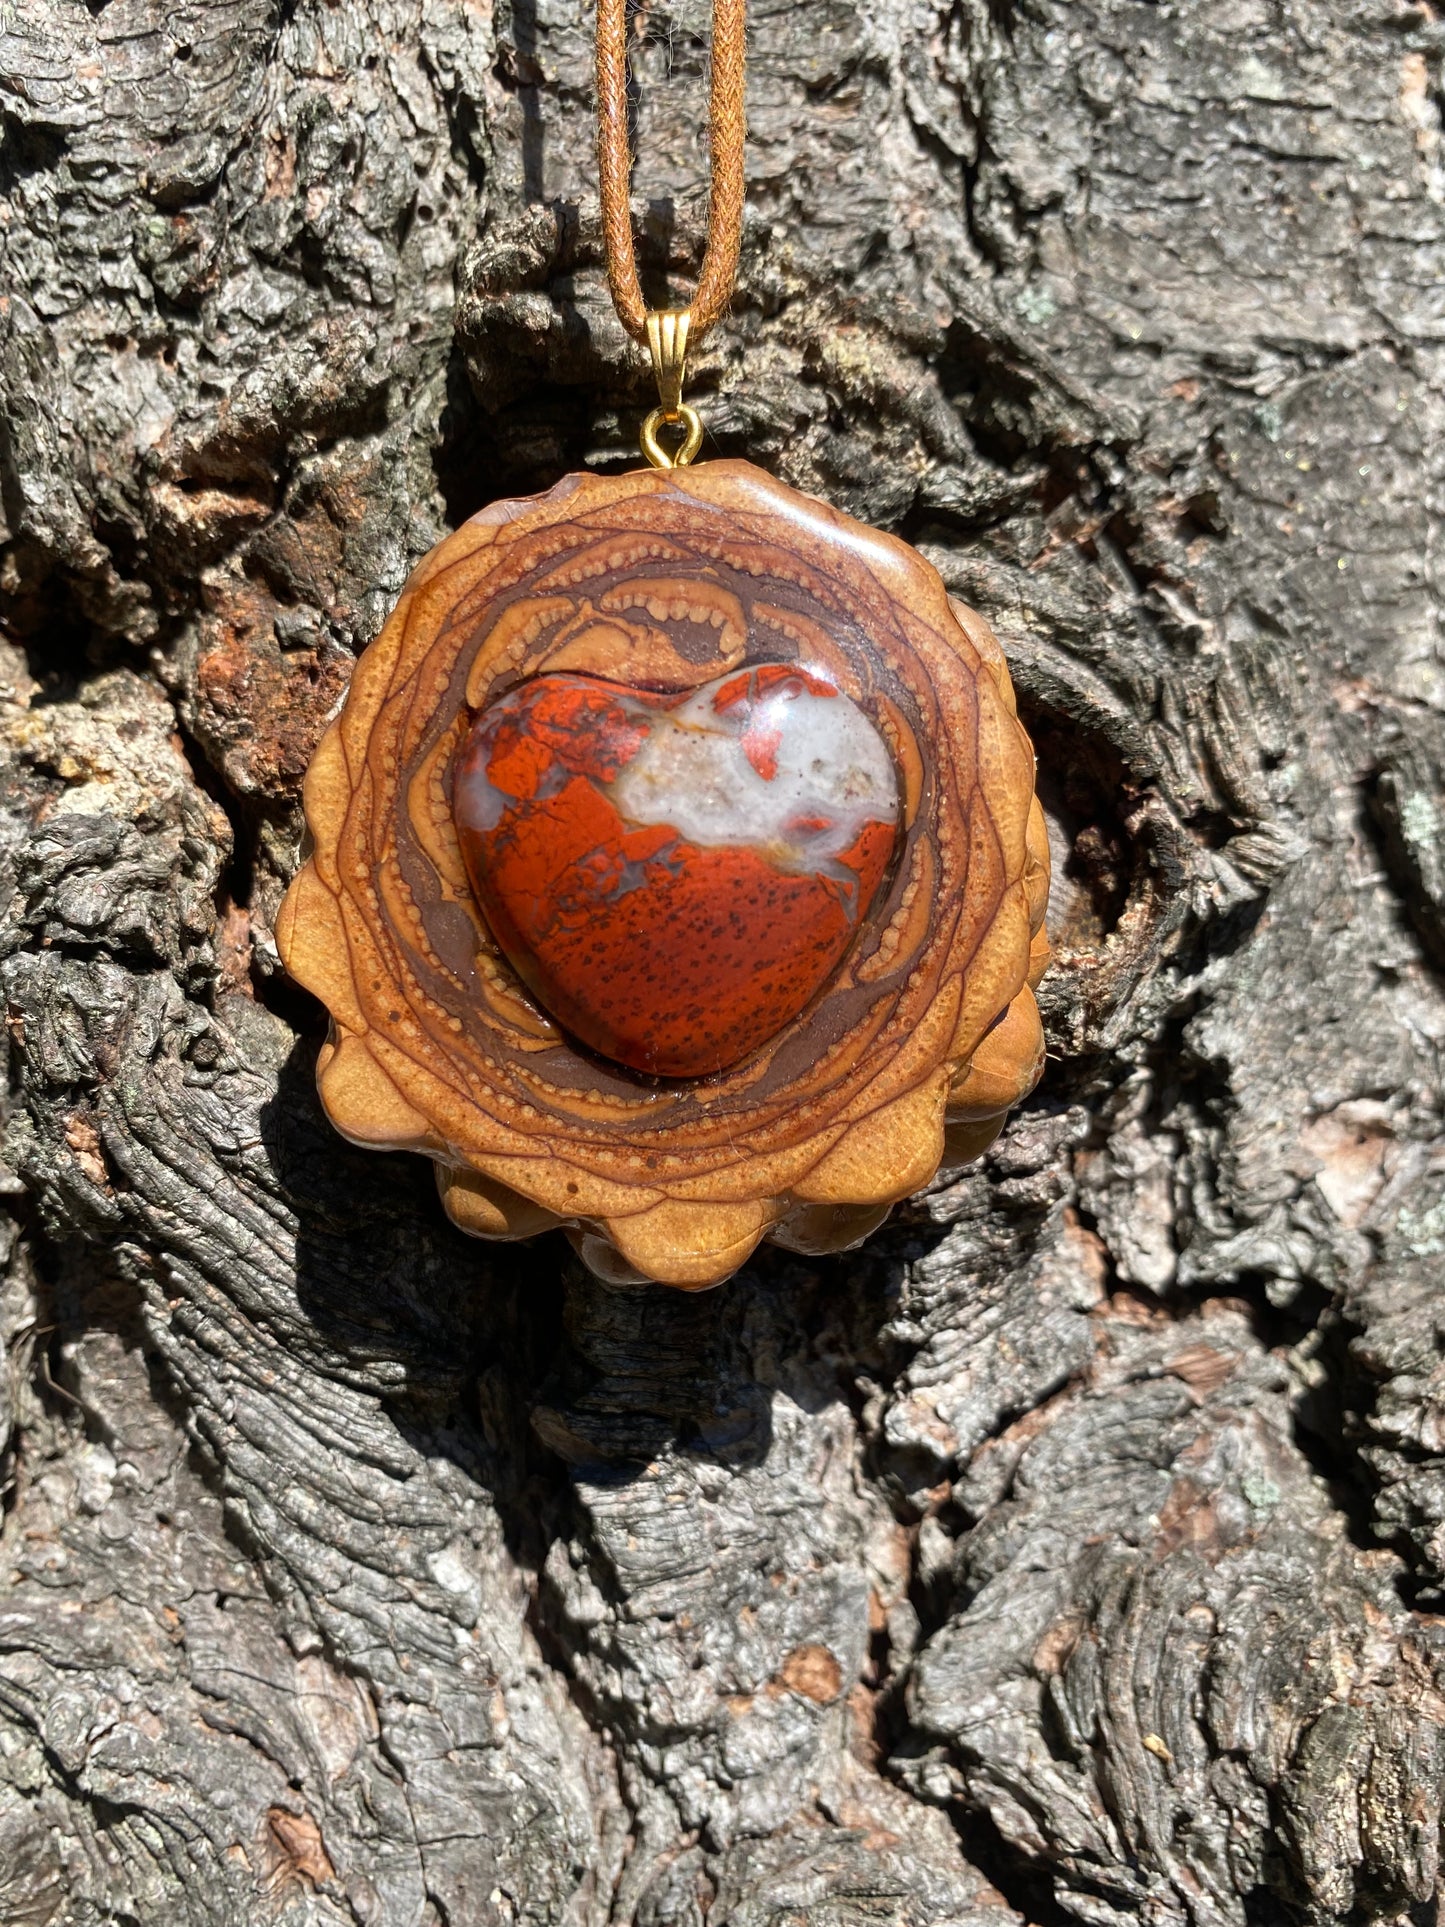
[453,666,899,1077]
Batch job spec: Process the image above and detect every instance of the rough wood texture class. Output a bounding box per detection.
[1,0,1443,1918]
[277,461,1047,1286]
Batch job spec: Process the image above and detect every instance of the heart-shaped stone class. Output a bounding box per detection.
[453,665,899,1077]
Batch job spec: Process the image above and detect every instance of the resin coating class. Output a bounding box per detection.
[278,458,1050,1288]
[453,665,899,1077]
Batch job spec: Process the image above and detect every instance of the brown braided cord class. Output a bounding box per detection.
[597,0,747,344]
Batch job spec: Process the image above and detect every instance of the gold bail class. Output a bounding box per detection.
[641,309,703,469]
[646,308,691,414]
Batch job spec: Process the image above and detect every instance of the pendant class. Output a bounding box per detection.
[276,459,1050,1287]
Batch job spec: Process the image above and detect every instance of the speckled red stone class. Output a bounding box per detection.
[453,665,900,1077]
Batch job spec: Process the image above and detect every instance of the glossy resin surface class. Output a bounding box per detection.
[277,459,1050,1287]
[453,666,899,1076]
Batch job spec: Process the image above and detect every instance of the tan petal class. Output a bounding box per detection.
[335,620,406,783]
[601,1198,776,1289]
[948,597,1018,715]
[625,1129,849,1206]
[276,863,366,1031]
[1025,793,1051,932]
[948,987,1044,1120]
[451,1149,664,1222]
[975,695,1036,878]
[1027,923,1053,991]
[299,730,354,892]
[318,1034,432,1148]
[948,881,1033,1063]
[437,1164,561,1240]
[566,1228,651,1287]
[768,1199,893,1256]
[792,1075,947,1206]
[939,1111,1007,1173]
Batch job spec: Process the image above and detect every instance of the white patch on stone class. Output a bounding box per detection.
[609,673,898,878]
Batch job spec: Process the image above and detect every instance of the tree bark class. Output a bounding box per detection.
[2,0,1444,1921]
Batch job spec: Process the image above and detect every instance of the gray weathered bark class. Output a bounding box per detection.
[2,0,1444,1920]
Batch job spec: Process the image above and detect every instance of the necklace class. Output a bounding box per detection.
[276,0,1051,1289]
[597,0,745,472]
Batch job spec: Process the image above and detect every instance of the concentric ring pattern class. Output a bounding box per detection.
[277,461,1051,1286]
